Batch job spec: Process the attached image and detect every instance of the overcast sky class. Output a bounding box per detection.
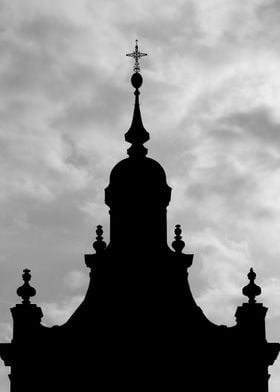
[1,0,280,390]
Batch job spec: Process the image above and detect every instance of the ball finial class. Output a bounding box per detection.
[131,72,143,89]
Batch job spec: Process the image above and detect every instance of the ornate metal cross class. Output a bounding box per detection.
[126,40,147,73]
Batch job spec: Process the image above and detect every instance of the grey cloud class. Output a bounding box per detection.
[0,10,105,107]
[187,167,255,203]
[62,134,91,169]
[222,108,280,148]
[179,107,280,221]
[255,1,280,47]
[52,83,129,133]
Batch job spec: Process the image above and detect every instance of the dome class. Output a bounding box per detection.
[110,156,167,185]
[105,157,171,208]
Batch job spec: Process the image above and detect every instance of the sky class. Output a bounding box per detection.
[0,0,280,389]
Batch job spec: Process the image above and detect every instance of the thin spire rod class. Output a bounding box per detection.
[126,39,147,73]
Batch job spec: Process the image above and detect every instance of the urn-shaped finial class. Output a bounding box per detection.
[242,268,262,304]
[16,269,36,305]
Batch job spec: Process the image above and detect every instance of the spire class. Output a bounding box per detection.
[16,269,36,305]
[125,40,149,158]
[242,268,262,304]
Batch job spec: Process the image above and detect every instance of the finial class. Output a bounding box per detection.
[172,224,185,253]
[126,39,147,73]
[242,268,262,304]
[16,269,36,305]
[125,40,149,158]
[93,225,107,254]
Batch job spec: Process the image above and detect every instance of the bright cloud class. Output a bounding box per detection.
[41,295,84,326]
[63,270,88,291]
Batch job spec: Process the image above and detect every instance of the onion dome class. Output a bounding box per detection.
[105,156,171,208]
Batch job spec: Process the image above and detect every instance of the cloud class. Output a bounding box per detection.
[63,270,88,291]
[191,0,280,48]
[189,228,250,323]
[0,367,10,392]
[79,201,108,226]
[41,295,84,326]
[262,278,280,319]
[0,322,12,342]
[269,370,280,392]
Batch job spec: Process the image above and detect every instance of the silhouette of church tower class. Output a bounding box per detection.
[0,41,279,392]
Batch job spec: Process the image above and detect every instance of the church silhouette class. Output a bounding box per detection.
[0,41,279,392]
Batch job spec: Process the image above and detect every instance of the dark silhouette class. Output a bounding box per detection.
[0,41,279,392]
